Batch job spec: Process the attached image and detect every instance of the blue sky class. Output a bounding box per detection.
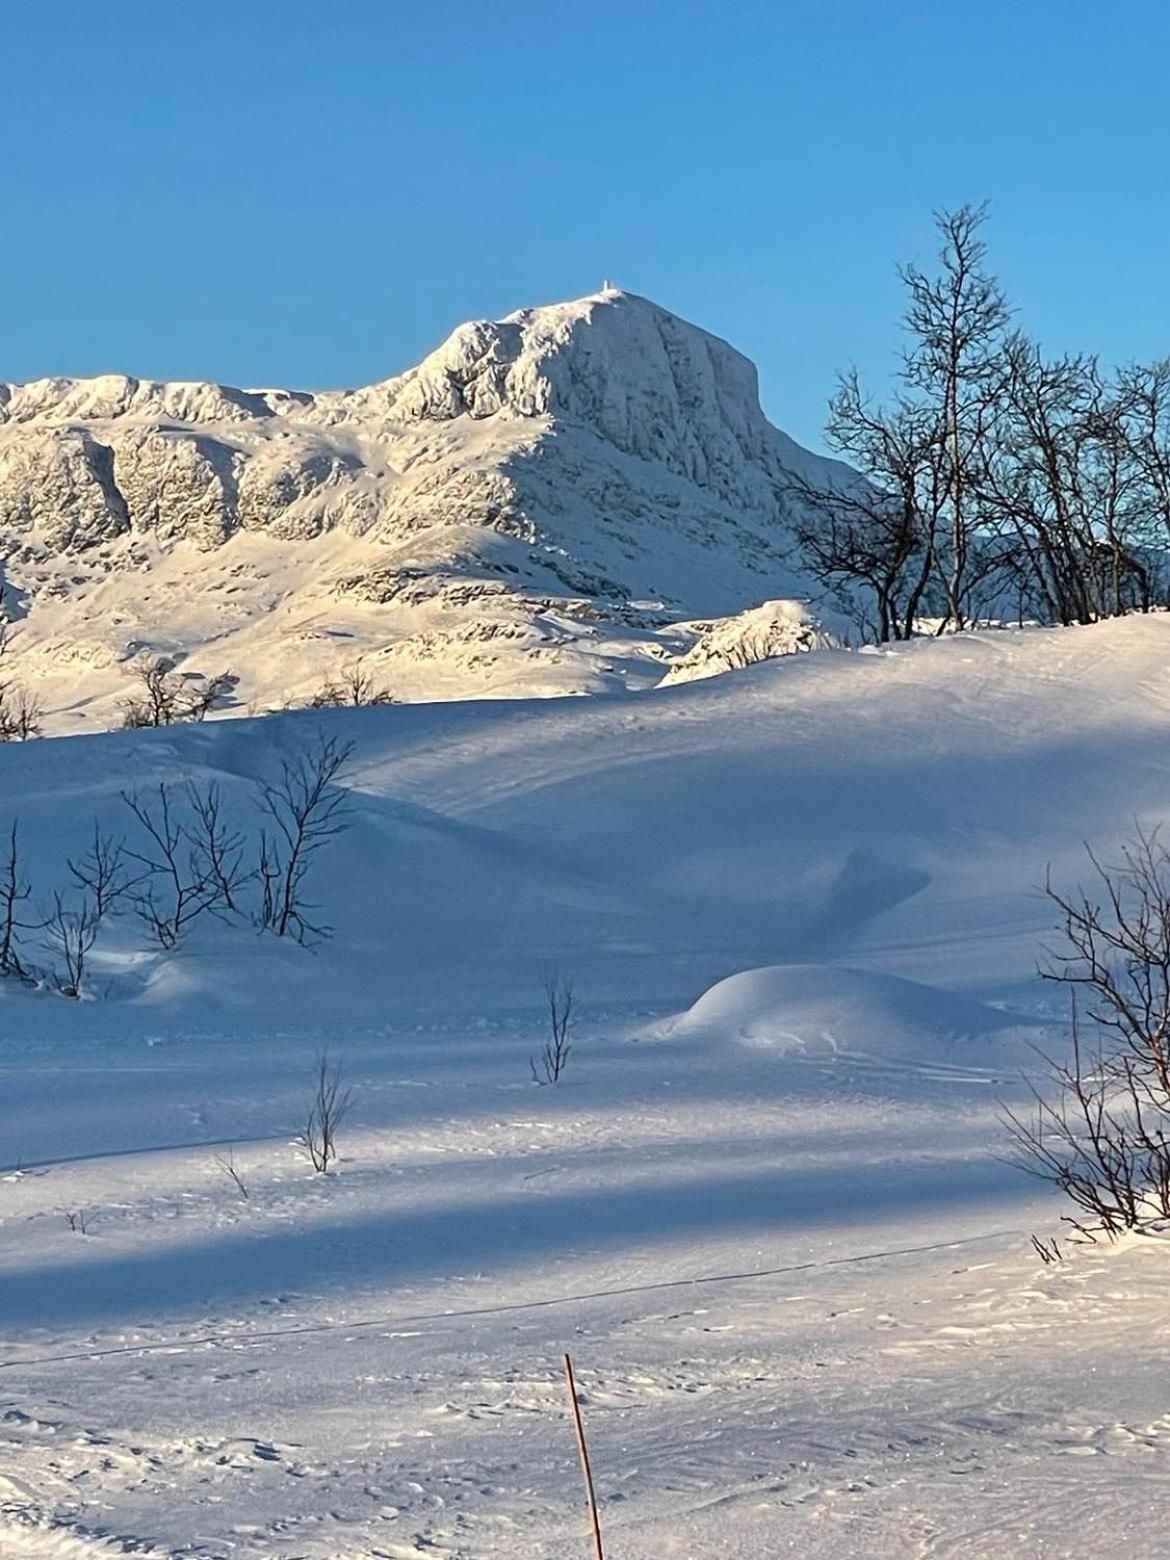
[2,1,1167,450]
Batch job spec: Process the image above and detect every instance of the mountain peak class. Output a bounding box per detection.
[0,289,847,729]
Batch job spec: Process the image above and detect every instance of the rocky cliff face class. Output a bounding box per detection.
[0,288,849,729]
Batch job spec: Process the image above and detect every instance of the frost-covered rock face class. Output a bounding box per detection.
[112,429,239,548]
[0,289,852,729]
[0,429,128,550]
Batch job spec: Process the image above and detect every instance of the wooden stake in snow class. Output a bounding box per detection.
[563,1351,605,1560]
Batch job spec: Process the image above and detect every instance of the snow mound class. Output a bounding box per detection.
[672,964,1033,1063]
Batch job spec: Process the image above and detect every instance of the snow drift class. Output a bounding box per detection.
[671,963,1033,1062]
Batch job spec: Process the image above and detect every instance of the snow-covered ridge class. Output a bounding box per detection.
[0,289,849,728]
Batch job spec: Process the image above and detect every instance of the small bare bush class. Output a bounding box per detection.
[531,967,574,1085]
[43,893,99,999]
[298,1054,352,1172]
[214,1148,250,1200]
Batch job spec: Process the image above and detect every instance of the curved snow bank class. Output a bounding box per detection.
[672,964,1032,1062]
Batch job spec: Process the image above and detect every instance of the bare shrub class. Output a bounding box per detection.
[0,623,42,741]
[0,821,37,982]
[1006,826,1170,1237]
[1030,1233,1063,1265]
[298,1054,352,1172]
[121,784,220,948]
[0,682,43,741]
[185,782,251,914]
[256,733,353,943]
[1040,823,1170,1094]
[308,661,393,709]
[531,967,574,1084]
[214,1148,250,1200]
[183,672,236,723]
[64,1209,93,1235]
[120,659,184,728]
[120,658,233,728]
[43,893,99,999]
[1002,1011,1170,1238]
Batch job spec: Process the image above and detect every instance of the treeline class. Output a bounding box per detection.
[787,205,1170,642]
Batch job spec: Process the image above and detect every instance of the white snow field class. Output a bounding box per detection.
[3,615,1170,1556]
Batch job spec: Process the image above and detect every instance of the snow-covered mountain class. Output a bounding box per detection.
[0,287,850,729]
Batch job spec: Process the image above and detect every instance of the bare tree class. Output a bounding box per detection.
[67,822,132,920]
[121,784,219,948]
[43,893,99,999]
[256,734,354,943]
[980,341,1153,626]
[1115,358,1170,561]
[785,387,945,642]
[532,967,574,1085]
[256,828,282,933]
[899,203,1011,627]
[0,821,37,982]
[1030,1233,1063,1265]
[787,206,1010,638]
[298,1053,352,1172]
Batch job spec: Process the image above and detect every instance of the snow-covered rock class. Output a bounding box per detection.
[0,288,852,729]
[660,598,836,685]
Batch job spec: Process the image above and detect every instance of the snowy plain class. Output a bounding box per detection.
[4,616,1170,1556]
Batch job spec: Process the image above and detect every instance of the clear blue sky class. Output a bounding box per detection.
[2,1,1167,450]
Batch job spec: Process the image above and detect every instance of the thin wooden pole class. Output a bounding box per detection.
[563,1350,605,1560]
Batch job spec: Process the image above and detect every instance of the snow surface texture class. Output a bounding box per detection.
[0,289,851,729]
[4,616,1170,1555]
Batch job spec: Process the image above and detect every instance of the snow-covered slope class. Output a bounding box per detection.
[0,288,850,729]
[4,617,1170,1556]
